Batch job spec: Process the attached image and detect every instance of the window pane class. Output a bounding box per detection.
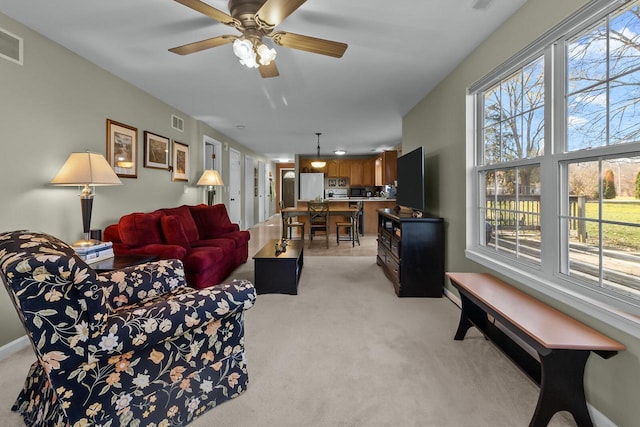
[568,161,600,203]
[567,217,601,285]
[501,116,522,162]
[567,84,607,151]
[609,4,640,79]
[602,223,640,298]
[610,71,640,144]
[484,85,501,125]
[501,71,523,118]
[484,124,501,165]
[567,20,607,94]
[523,57,545,113]
[522,107,545,158]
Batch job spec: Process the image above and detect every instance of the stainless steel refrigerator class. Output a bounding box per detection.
[299,173,324,201]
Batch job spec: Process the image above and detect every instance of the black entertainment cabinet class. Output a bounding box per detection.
[376,208,444,297]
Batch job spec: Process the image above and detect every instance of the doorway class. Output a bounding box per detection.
[228,148,242,226]
[203,136,222,205]
[281,168,295,208]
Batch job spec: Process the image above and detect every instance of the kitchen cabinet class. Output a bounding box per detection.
[374,150,398,186]
[362,159,374,186]
[349,159,365,186]
[299,158,325,174]
[339,160,350,177]
[299,158,312,173]
[326,159,351,178]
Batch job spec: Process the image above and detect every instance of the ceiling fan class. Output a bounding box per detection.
[169,0,348,78]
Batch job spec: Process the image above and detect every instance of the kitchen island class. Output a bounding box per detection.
[291,198,396,235]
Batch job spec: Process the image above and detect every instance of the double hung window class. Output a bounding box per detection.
[469,0,640,316]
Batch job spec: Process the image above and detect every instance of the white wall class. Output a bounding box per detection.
[0,11,272,344]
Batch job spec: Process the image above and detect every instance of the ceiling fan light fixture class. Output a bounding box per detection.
[257,43,277,66]
[232,38,253,59]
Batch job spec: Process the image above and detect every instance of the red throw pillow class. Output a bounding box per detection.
[161,215,191,250]
[158,205,199,242]
[118,211,164,247]
[189,204,237,239]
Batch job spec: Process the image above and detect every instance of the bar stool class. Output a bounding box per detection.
[280,201,305,240]
[308,201,329,248]
[336,207,360,247]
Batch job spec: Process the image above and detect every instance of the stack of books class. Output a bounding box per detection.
[74,241,114,264]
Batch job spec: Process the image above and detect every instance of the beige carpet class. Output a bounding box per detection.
[0,256,575,426]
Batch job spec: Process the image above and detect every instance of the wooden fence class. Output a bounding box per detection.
[485,195,587,241]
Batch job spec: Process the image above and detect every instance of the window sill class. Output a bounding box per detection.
[465,248,640,341]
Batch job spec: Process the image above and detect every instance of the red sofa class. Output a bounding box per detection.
[104,204,250,289]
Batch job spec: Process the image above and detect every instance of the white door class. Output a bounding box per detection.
[203,136,222,204]
[228,148,242,226]
[264,166,271,219]
[244,156,255,229]
[258,161,265,222]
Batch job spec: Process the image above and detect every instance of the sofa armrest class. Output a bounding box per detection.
[97,259,187,310]
[89,279,256,356]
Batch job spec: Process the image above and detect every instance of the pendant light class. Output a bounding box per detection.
[311,133,326,169]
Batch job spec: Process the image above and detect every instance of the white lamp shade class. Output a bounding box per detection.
[51,152,122,186]
[196,169,224,186]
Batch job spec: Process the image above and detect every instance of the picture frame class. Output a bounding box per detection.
[143,131,170,170]
[106,119,138,178]
[172,141,189,182]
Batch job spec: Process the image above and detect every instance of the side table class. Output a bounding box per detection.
[91,254,157,273]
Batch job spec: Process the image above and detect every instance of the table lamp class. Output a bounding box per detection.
[196,169,224,205]
[51,151,122,247]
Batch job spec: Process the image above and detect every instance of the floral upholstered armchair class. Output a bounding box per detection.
[0,231,256,426]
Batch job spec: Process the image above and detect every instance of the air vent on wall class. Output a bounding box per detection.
[172,114,184,132]
[0,27,23,65]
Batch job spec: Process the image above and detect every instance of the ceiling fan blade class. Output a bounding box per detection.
[255,0,307,29]
[259,61,280,78]
[169,35,237,55]
[270,31,347,58]
[174,0,239,27]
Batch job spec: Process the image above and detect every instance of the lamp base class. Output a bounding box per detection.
[71,239,101,249]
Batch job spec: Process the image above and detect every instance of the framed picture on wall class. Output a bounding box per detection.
[143,131,170,170]
[106,119,138,178]
[172,141,189,182]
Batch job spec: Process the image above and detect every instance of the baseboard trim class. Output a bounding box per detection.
[0,335,29,361]
[442,288,617,426]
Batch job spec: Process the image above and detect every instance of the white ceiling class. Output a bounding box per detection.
[1,0,526,161]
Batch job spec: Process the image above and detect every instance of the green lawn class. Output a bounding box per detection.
[583,201,640,251]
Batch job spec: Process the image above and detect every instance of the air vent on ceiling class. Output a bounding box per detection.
[172,114,184,132]
[472,0,493,10]
[0,27,23,65]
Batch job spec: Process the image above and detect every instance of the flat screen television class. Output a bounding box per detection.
[396,146,425,211]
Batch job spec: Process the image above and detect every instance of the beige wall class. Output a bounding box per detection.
[0,12,273,345]
[403,0,640,425]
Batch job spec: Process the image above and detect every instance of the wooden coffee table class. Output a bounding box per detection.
[253,239,304,295]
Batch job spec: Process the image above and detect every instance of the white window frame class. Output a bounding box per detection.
[466,0,640,339]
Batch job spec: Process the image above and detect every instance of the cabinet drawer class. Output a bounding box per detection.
[379,230,391,248]
[390,237,400,258]
[385,255,400,283]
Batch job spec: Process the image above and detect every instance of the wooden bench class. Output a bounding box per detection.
[446,272,625,427]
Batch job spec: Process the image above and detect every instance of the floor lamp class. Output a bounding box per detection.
[51,152,122,247]
[196,170,224,206]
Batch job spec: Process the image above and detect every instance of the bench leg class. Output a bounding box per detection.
[454,293,489,340]
[530,349,592,427]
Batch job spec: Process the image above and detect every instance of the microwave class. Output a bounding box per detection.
[349,187,366,197]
